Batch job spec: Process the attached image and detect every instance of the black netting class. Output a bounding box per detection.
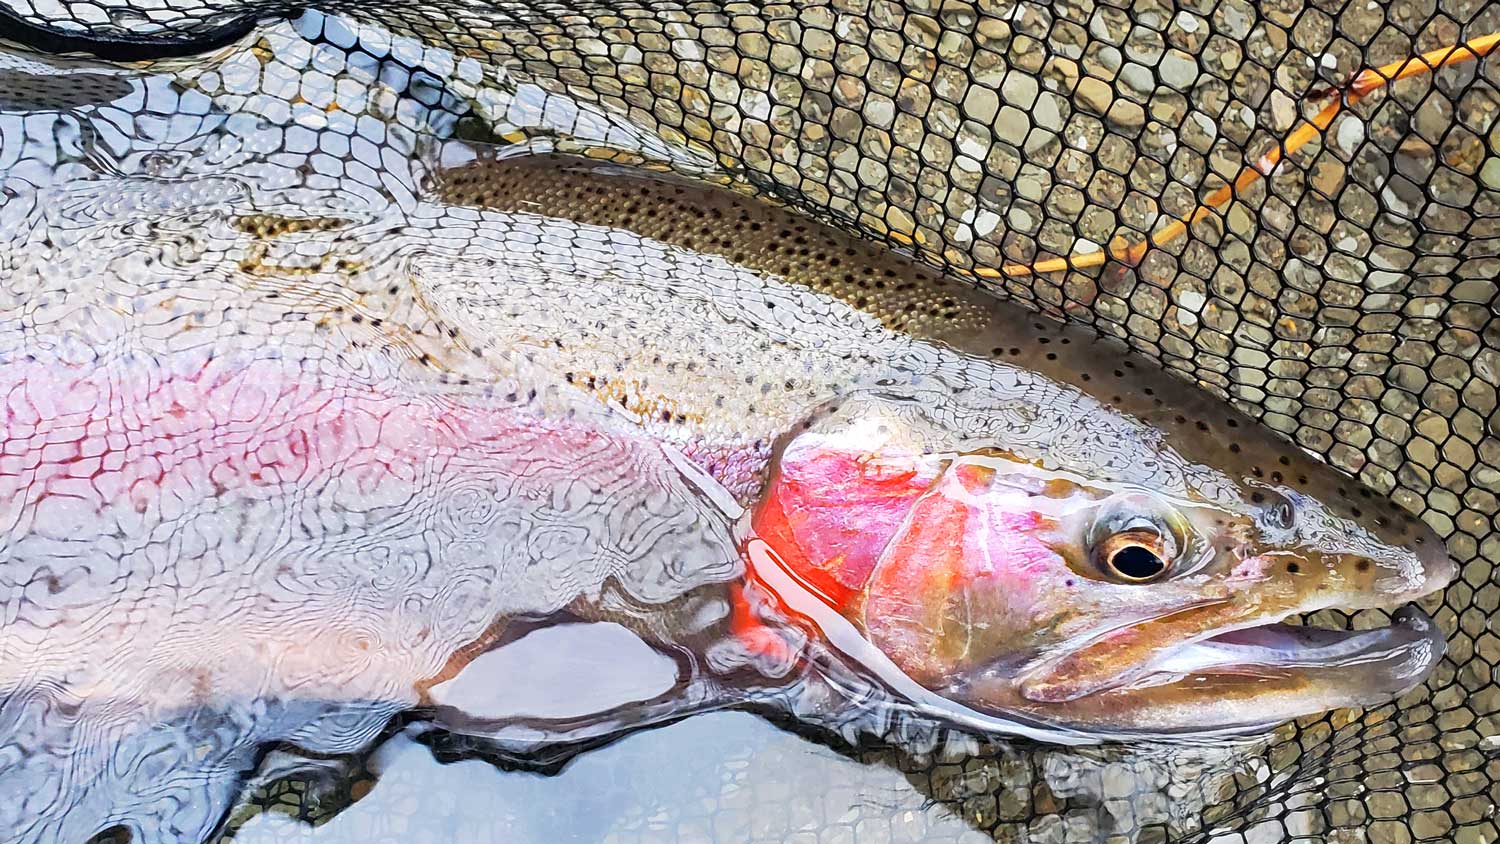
[0,0,258,57]
[3,1,1498,843]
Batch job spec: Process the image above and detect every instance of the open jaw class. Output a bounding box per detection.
[952,602,1449,736]
[1142,605,1443,689]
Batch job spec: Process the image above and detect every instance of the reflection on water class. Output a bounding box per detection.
[428,622,682,721]
[218,711,1294,844]
[0,10,1459,844]
[231,713,992,844]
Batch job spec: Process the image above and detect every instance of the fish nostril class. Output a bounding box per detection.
[1254,491,1296,531]
[1270,499,1295,530]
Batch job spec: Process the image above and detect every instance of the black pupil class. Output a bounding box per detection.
[1111,545,1166,580]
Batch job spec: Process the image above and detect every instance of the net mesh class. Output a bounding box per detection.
[3,1,1499,842]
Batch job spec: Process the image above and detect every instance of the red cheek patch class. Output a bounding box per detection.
[741,449,1070,682]
[858,467,977,682]
[734,443,937,659]
[751,445,935,612]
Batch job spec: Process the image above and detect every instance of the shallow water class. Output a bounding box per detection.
[229,714,996,844]
[0,10,1479,844]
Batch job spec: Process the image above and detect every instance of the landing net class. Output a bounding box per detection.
[3,1,1497,842]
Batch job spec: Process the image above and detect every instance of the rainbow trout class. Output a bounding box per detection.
[0,149,1452,841]
[432,152,1453,728]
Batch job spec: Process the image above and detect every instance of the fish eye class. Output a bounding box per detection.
[1096,526,1174,582]
[1088,495,1187,584]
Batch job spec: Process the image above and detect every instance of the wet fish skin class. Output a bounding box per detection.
[435,153,1442,557]
[0,145,1456,842]
[434,151,1454,735]
[0,69,134,111]
[0,348,743,842]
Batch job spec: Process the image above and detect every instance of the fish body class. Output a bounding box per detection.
[435,152,1453,730]
[0,149,1453,841]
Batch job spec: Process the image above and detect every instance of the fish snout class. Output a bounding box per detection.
[1256,488,1454,605]
[1409,519,1458,596]
[1346,514,1456,605]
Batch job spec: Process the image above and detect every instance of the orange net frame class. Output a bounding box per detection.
[994,32,1500,278]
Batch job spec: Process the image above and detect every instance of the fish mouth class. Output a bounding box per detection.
[1118,604,1445,700]
[998,602,1449,735]
[997,525,1458,734]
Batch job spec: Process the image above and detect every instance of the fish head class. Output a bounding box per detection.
[750,383,1455,737]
